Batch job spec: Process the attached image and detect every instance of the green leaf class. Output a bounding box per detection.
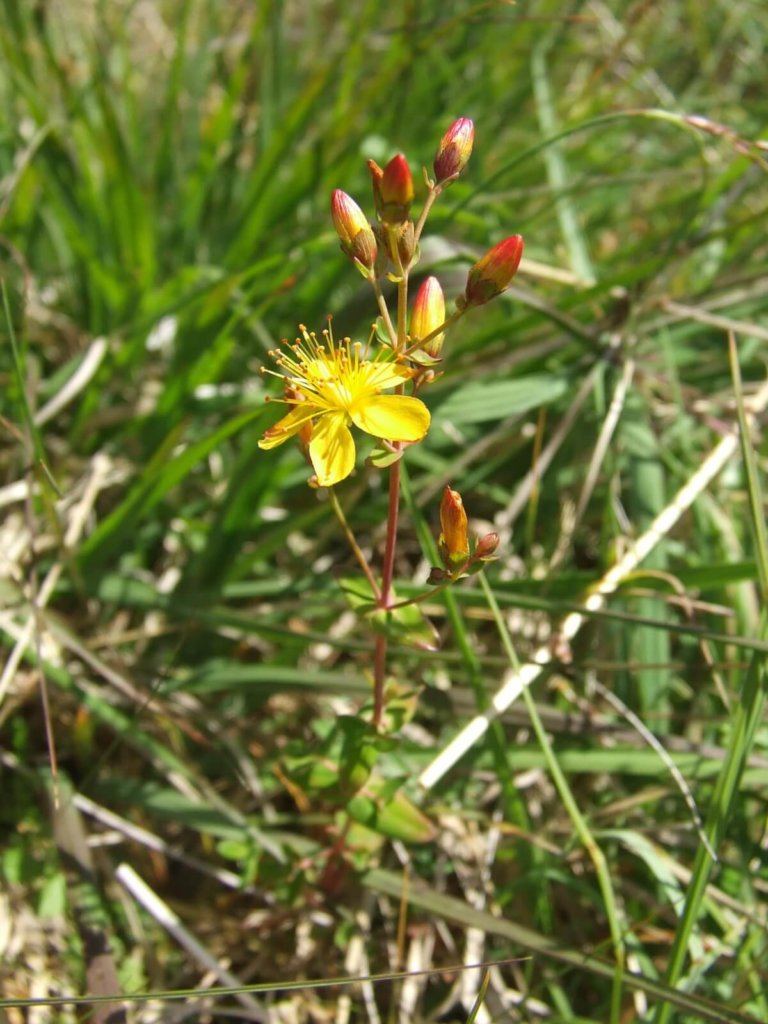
[339,576,378,613]
[337,716,379,797]
[37,872,67,919]
[282,754,340,792]
[216,839,250,861]
[80,407,269,566]
[346,778,435,844]
[340,578,440,651]
[370,600,441,652]
[434,374,567,426]
[368,444,404,469]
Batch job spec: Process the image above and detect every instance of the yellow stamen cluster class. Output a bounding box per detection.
[259,326,430,487]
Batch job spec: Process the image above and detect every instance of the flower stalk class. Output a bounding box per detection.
[328,487,381,600]
[371,232,411,727]
[258,116,522,730]
[372,455,402,726]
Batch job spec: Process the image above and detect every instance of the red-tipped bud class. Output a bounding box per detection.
[411,276,446,357]
[330,189,377,272]
[374,154,414,225]
[438,486,470,568]
[434,117,475,184]
[463,235,524,307]
[474,532,500,560]
[367,159,384,209]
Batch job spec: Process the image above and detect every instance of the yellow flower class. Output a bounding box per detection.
[259,326,430,487]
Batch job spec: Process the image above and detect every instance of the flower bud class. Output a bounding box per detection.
[330,189,377,272]
[396,219,416,268]
[367,158,384,210]
[438,486,470,568]
[474,532,500,560]
[375,154,414,225]
[463,235,524,307]
[374,220,416,275]
[434,117,474,184]
[411,276,446,357]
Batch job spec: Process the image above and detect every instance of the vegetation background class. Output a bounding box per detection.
[1,0,767,1021]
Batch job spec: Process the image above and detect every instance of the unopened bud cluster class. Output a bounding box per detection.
[325,121,518,576]
[430,486,500,581]
[329,117,524,365]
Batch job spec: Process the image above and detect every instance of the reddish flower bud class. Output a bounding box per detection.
[367,158,384,210]
[474,532,500,560]
[330,189,377,271]
[463,235,524,307]
[374,153,414,225]
[434,117,475,184]
[411,276,446,357]
[438,486,470,568]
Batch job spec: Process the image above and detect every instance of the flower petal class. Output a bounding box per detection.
[309,412,356,486]
[364,360,416,391]
[258,405,318,450]
[351,395,430,442]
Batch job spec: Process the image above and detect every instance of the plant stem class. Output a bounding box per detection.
[371,278,397,346]
[403,309,462,357]
[387,580,452,610]
[414,186,439,244]
[380,459,402,601]
[387,561,485,611]
[371,253,410,728]
[478,569,626,1024]
[328,487,380,600]
[655,336,768,1024]
[397,287,408,351]
[372,455,401,728]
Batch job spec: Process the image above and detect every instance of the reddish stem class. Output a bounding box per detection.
[372,455,401,727]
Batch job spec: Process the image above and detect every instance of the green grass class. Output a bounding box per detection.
[2,1,768,1021]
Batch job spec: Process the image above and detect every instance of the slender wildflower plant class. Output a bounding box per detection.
[259,119,523,729]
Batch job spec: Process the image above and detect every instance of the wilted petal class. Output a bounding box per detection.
[259,405,319,450]
[309,411,356,486]
[352,394,430,442]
